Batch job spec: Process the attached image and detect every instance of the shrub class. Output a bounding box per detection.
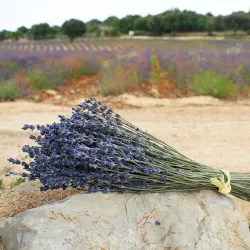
[28,69,53,90]
[3,61,18,73]
[57,56,100,80]
[0,81,21,101]
[150,54,162,78]
[190,71,237,99]
[103,27,120,37]
[100,60,139,96]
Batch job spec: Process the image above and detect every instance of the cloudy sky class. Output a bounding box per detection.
[0,0,249,31]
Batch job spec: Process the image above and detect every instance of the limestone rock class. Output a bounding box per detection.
[148,88,160,98]
[0,190,249,250]
[44,89,57,97]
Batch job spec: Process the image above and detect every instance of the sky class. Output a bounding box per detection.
[0,0,249,31]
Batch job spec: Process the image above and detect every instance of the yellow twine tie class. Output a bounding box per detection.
[210,169,231,195]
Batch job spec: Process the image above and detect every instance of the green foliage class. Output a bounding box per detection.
[28,70,53,90]
[224,12,250,35]
[30,23,52,40]
[95,28,101,37]
[134,17,149,31]
[215,15,224,31]
[150,54,161,78]
[14,178,26,187]
[86,19,102,34]
[0,179,2,188]
[196,16,207,32]
[190,72,237,99]
[147,15,165,36]
[119,15,141,34]
[60,58,100,80]
[2,61,17,73]
[51,25,62,36]
[62,19,86,42]
[238,65,250,83]
[206,17,215,36]
[0,81,21,101]
[103,16,120,27]
[100,60,139,96]
[0,30,6,41]
[104,27,120,37]
[162,9,202,34]
[17,26,29,36]
[11,31,21,41]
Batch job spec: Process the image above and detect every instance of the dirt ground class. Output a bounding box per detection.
[0,95,250,222]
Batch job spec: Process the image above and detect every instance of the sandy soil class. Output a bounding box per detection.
[0,96,250,220]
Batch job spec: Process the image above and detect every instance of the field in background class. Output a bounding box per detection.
[1,38,250,101]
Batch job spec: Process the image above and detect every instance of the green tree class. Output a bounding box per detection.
[119,15,141,34]
[62,19,86,42]
[206,12,214,17]
[162,9,184,34]
[0,31,6,41]
[134,16,149,31]
[104,27,120,37]
[51,25,62,35]
[215,15,224,31]
[11,31,21,41]
[30,23,51,39]
[147,15,165,36]
[224,12,250,35]
[103,16,120,27]
[17,26,29,37]
[162,9,200,33]
[206,17,215,36]
[196,16,207,31]
[86,19,102,34]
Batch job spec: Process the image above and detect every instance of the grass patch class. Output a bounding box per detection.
[0,81,21,101]
[190,71,237,99]
[3,61,18,73]
[150,54,162,78]
[64,63,99,79]
[28,69,53,90]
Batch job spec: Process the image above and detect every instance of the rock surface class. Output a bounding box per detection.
[0,190,250,250]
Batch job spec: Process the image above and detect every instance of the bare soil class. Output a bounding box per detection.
[0,96,250,222]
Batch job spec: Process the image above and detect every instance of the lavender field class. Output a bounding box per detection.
[1,39,250,100]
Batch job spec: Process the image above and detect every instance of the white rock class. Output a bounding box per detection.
[149,88,160,98]
[45,89,57,97]
[54,95,62,101]
[0,190,249,250]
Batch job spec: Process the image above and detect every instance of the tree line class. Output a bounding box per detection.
[0,9,250,42]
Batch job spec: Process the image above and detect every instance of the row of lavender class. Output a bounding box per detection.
[0,40,250,99]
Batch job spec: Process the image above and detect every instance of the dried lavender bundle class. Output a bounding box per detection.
[7,97,250,201]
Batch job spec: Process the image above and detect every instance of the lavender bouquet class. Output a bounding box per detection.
[7,98,250,201]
